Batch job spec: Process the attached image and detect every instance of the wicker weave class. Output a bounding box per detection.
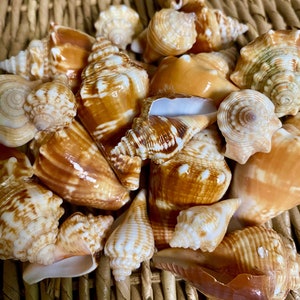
[1,0,300,299]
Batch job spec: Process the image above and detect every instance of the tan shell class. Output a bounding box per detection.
[0,75,41,147]
[217,89,282,164]
[32,120,130,210]
[231,127,300,225]
[94,5,143,50]
[0,23,95,92]
[153,225,300,299]
[24,75,77,131]
[104,189,155,281]
[230,30,300,117]
[169,198,241,251]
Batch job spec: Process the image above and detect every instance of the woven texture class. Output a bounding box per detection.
[1,0,300,299]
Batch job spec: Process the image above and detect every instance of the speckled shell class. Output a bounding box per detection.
[231,127,300,225]
[153,225,300,299]
[0,75,41,147]
[149,51,239,106]
[217,89,282,164]
[104,189,155,281]
[24,75,77,131]
[94,5,143,50]
[32,120,130,210]
[148,125,232,249]
[0,23,95,92]
[169,198,241,251]
[181,3,248,52]
[230,30,300,117]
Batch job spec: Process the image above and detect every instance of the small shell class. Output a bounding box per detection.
[217,89,282,164]
[94,5,143,50]
[0,75,40,147]
[230,30,300,117]
[169,199,241,251]
[24,75,77,131]
[104,189,155,281]
[153,226,300,299]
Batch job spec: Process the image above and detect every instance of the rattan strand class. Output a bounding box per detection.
[1,0,300,299]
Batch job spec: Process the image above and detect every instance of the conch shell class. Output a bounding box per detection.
[104,189,155,281]
[217,89,282,164]
[231,127,300,225]
[32,120,130,210]
[94,5,143,50]
[0,23,95,92]
[0,75,40,147]
[153,225,300,300]
[230,30,300,117]
[169,198,241,251]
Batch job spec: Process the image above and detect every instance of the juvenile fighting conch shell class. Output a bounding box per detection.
[169,198,241,251]
[230,30,300,117]
[153,225,300,299]
[149,49,239,106]
[0,23,95,92]
[23,212,114,284]
[109,95,217,190]
[217,89,282,164]
[231,127,300,225]
[32,120,130,210]
[0,75,41,147]
[104,189,155,281]
[94,5,143,50]
[24,75,77,131]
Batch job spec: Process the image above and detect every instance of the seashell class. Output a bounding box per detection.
[0,22,95,92]
[230,30,300,117]
[94,5,143,50]
[149,51,239,106]
[153,225,300,299]
[24,75,77,131]
[0,75,41,147]
[181,3,248,53]
[157,0,205,9]
[23,212,114,284]
[104,189,155,281]
[169,198,241,251]
[230,127,300,225]
[32,120,130,210]
[283,111,300,135]
[148,125,232,249]
[217,89,282,164]
[140,8,197,63]
[109,95,217,190]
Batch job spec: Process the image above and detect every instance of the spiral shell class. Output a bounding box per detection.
[94,5,143,50]
[217,89,282,164]
[153,225,300,300]
[104,189,155,281]
[230,30,300,117]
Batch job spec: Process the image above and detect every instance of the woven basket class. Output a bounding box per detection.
[1,0,300,299]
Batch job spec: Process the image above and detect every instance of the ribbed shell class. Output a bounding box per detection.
[104,189,155,281]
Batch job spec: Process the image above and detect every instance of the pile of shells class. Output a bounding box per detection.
[0,2,300,299]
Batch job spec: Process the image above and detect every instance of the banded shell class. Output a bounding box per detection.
[149,50,239,106]
[24,75,77,131]
[104,189,155,281]
[153,225,300,299]
[109,95,217,190]
[169,198,241,251]
[231,127,300,225]
[0,75,40,147]
[94,5,143,50]
[217,89,282,164]
[181,4,248,53]
[32,120,130,210]
[0,23,95,92]
[230,30,300,117]
[148,125,232,249]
